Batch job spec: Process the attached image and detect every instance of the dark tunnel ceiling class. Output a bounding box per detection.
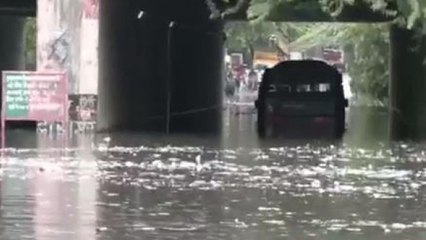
[0,0,36,16]
[0,0,396,21]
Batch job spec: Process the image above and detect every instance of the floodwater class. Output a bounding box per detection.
[1,105,426,240]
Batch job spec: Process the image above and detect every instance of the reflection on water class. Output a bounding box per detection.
[1,107,426,239]
[0,136,98,240]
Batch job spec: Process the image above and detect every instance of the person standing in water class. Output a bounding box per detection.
[247,69,258,91]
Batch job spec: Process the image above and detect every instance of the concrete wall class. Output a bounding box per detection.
[98,0,224,133]
[37,0,82,93]
[389,25,426,140]
[79,0,98,95]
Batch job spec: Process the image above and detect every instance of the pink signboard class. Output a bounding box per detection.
[1,71,68,129]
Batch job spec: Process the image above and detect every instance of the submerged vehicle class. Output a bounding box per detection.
[255,60,348,138]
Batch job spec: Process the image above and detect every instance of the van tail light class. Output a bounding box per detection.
[314,117,332,124]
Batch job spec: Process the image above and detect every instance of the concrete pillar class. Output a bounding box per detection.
[79,0,99,95]
[0,16,25,73]
[37,0,82,93]
[98,0,224,133]
[389,25,426,140]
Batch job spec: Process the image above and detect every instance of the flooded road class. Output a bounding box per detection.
[1,107,426,240]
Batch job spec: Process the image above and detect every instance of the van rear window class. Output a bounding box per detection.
[268,83,332,93]
[268,84,291,93]
[313,83,331,92]
[296,84,311,92]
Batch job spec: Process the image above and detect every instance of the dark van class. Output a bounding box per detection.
[255,60,348,138]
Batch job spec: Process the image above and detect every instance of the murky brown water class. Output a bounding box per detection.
[1,107,426,240]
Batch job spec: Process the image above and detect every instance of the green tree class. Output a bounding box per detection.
[225,21,312,66]
[225,21,274,63]
[24,17,36,68]
[248,0,426,32]
[291,23,390,102]
[220,0,396,103]
[226,21,391,102]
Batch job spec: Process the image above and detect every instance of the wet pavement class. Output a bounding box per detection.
[1,106,426,240]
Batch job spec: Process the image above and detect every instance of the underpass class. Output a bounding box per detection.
[0,0,424,139]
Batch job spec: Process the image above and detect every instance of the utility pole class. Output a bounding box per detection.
[165,21,175,135]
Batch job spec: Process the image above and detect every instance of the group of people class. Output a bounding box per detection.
[224,65,260,102]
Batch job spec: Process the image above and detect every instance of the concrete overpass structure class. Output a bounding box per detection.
[0,0,425,139]
[0,0,35,16]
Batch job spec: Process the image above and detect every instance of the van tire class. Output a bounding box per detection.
[257,107,266,138]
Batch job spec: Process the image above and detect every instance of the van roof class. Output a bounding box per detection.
[267,60,341,84]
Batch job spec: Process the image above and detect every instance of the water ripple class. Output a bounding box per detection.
[1,142,426,239]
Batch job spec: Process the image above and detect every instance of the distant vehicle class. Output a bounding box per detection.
[253,51,281,68]
[322,48,345,72]
[290,51,303,60]
[230,53,244,67]
[255,60,348,138]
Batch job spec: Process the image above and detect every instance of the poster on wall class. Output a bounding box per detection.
[2,71,68,126]
[68,94,97,122]
[68,94,97,132]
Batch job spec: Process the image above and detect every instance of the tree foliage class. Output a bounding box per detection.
[219,0,426,103]
[225,20,390,101]
[291,23,390,101]
[24,17,36,66]
[225,21,311,64]
[213,0,426,30]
